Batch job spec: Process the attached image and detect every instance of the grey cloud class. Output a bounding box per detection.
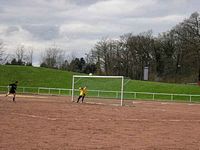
[0,0,199,65]
[22,25,60,41]
[6,26,20,35]
[72,0,105,6]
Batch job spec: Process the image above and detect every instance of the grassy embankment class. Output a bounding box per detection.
[0,65,200,102]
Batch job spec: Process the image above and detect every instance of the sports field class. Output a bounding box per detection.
[0,94,200,149]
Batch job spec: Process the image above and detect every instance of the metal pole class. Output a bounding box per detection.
[98,90,100,97]
[69,89,71,96]
[121,76,124,106]
[71,76,75,102]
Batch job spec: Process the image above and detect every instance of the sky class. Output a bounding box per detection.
[0,0,199,66]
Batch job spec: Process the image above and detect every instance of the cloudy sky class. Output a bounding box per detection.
[0,0,199,65]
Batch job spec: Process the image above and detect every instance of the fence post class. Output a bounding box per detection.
[116,92,118,99]
[153,93,155,100]
[190,95,192,102]
[38,88,40,94]
[98,90,100,97]
[134,92,136,99]
[23,87,25,93]
[59,89,61,95]
[171,94,173,101]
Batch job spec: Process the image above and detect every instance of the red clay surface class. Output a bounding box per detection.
[0,94,200,150]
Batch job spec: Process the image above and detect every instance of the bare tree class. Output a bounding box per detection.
[56,49,65,69]
[14,44,25,65]
[40,44,65,69]
[0,40,4,64]
[91,37,118,75]
[25,47,34,66]
[0,40,9,64]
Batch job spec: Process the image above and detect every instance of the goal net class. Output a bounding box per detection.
[71,75,124,106]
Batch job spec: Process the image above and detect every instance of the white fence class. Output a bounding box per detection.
[0,86,72,96]
[0,86,200,102]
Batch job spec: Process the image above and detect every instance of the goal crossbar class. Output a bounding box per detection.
[71,75,124,106]
[73,75,124,78]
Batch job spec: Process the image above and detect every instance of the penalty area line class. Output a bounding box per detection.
[11,113,58,121]
[85,102,122,107]
[10,113,200,122]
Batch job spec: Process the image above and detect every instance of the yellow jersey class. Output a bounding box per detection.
[79,87,87,96]
[79,88,84,96]
[83,87,87,95]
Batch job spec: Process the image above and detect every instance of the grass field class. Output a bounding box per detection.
[1,65,200,102]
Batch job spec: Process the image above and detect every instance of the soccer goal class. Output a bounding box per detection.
[71,75,124,106]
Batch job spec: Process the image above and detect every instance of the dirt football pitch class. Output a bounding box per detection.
[0,94,200,150]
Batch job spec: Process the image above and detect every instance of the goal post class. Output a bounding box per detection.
[71,75,124,106]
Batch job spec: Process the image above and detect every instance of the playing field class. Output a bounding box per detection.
[0,94,200,149]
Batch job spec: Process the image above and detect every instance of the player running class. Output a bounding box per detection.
[5,81,18,102]
[77,87,87,103]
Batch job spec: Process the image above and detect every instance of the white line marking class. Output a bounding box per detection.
[85,102,105,105]
[188,103,200,106]
[11,113,200,122]
[18,95,48,98]
[85,102,121,106]
[0,94,48,99]
[132,101,142,104]
[11,113,58,121]
[161,102,170,105]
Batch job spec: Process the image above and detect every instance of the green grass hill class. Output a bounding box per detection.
[1,65,200,96]
[0,65,74,88]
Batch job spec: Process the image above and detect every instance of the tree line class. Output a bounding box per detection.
[0,12,199,83]
[87,12,200,83]
[39,45,97,74]
[0,42,97,74]
[0,43,33,66]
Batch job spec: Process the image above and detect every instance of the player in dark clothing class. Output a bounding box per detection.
[5,81,18,102]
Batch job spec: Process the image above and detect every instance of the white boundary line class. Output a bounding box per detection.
[85,101,121,106]
[11,113,200,122]
[85,102,106,105]
[11,113,58,121]
[0,94,48,99]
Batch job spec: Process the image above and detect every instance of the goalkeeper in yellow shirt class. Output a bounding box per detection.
[77,87,87,103]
